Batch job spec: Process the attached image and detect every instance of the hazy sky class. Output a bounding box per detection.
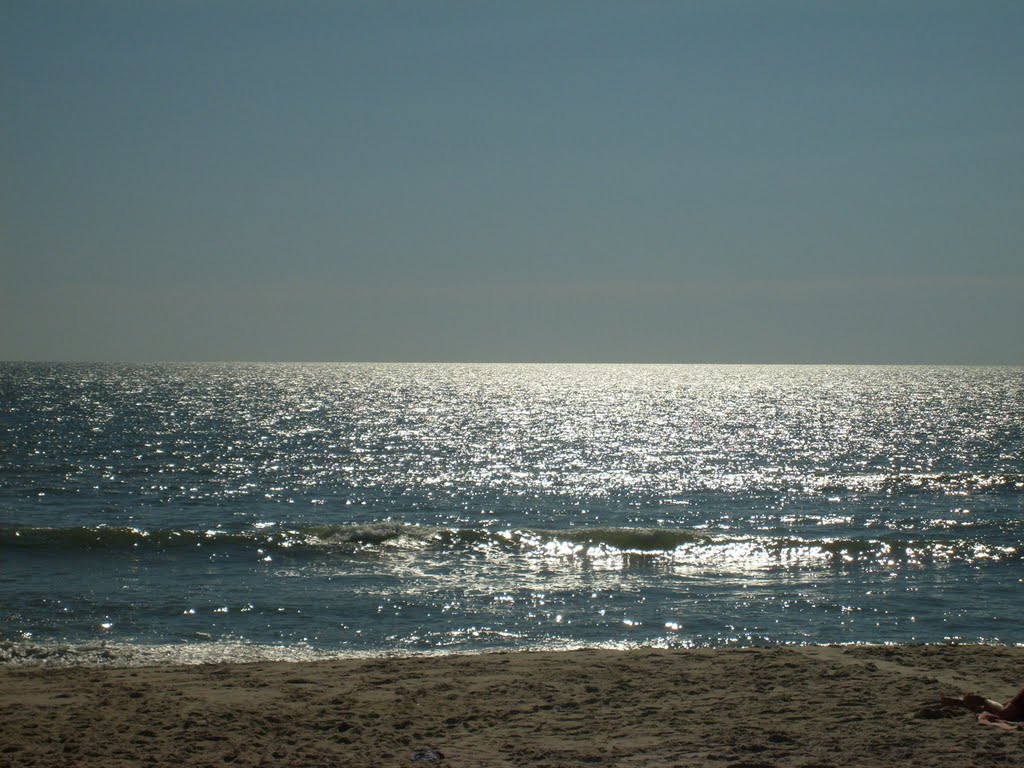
[3,1,1022,363]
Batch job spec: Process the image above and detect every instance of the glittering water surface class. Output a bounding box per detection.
[1,363,1022,662]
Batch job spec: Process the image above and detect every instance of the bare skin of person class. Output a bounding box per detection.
[943,687,1024,730]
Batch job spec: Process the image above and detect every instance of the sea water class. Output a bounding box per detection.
[1,363,1021,664]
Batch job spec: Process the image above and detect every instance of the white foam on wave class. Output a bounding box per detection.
[0,639,361,668]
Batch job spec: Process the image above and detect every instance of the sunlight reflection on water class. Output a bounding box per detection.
[1,363,1022,657]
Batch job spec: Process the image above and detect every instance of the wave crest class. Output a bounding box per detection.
[2,523,1020,569]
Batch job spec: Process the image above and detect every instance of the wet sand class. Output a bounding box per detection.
[2,645,1022,767]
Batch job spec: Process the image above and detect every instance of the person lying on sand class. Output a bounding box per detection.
[943,686,1024,730]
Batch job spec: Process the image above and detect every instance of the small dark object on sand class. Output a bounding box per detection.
[410,747,445,763]
[913,704,963,720]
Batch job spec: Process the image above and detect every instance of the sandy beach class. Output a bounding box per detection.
[2,644,1022,767]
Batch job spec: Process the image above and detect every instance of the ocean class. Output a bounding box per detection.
[1,363,1021,665]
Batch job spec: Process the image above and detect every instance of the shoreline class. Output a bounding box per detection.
[3,645,1022,766]
[4,637,1022,669]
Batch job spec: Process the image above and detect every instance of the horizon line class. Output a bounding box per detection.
[3,359,1022,367]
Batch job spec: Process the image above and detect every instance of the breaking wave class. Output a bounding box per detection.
[2,523,1019,565]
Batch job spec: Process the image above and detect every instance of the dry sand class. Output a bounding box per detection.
[2,645,1023,767]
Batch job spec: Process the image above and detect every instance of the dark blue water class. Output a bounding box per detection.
[1,363,1021,664]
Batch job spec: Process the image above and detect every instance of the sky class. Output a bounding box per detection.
[2,0,1022,363]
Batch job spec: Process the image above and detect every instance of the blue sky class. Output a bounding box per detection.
[2,1,1022,362]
